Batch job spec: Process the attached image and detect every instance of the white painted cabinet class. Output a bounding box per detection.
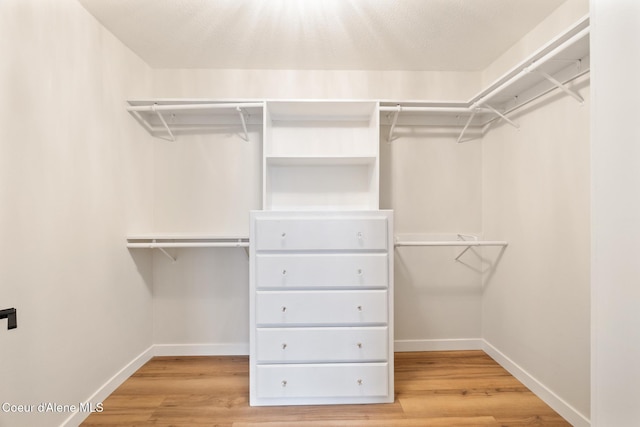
[250,211,394,406]
[250,101,393,406]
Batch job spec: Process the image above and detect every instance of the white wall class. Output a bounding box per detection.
[150,130,262,349]
[481,74,591,423]
[591,1,640,425]
[153,69,480,101]
[380,130,483,346]
[0,1,154,426]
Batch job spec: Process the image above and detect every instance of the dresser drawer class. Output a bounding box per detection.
[256,327,388,363]
[256,363,389,399]
[254,217,387,251]
[255,253,388,289]
[255,290,388,326]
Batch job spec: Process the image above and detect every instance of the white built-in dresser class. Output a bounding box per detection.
[250,101,394,406]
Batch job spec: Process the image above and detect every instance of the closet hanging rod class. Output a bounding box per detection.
[127,102,264,112]
[379,106,492,114]
[394,240,508,247]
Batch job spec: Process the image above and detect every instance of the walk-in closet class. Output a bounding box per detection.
[1,1,638,426]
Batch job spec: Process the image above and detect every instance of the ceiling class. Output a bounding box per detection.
[79,0,567,71]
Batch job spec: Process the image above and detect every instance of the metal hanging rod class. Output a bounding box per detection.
[127,237,250,261]
[379,106,492,114]
[394,240,508,247]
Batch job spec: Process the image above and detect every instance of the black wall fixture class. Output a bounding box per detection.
[0,308,17,330]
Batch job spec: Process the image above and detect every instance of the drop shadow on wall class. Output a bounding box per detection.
[393,245,507,295]
[476,246,508,290]
[394,247,485,296]
[128,249,154,295]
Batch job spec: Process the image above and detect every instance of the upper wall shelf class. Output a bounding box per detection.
[381,15,590,143]
[127,100,264,142]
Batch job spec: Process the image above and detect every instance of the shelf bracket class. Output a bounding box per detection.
[481,121,493,135]
[241,238,250,258]
[237,107,250,141]
[387,105,401,143]
[481,103,519,129]
[456,108,477,144]
[153,240,177,262]
[528,69,584,104]
[152,104,176,142]
[454,234,476,261]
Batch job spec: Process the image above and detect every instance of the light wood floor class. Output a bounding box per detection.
[81,351,570,426]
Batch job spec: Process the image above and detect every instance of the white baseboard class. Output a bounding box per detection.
[153,342,249,356]
[395,338,483,352]
[61,345,154,427]
[482,340,590,427]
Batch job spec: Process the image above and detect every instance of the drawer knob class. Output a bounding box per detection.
[357,268,363,276]
[282,343,287,350]
[357,305,363,312]
[281,306,287,312]
[282,269,287,276]
[357,342,362,348]
[281,380,287,387]
[357,232,363,240]
[281,232,286,238]
[357,379,363,386]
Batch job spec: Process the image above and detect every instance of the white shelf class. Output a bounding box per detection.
[126,100,264,141]
[264,100,380,211]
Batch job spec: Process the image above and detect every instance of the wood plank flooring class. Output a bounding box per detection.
[81,351,570,426]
